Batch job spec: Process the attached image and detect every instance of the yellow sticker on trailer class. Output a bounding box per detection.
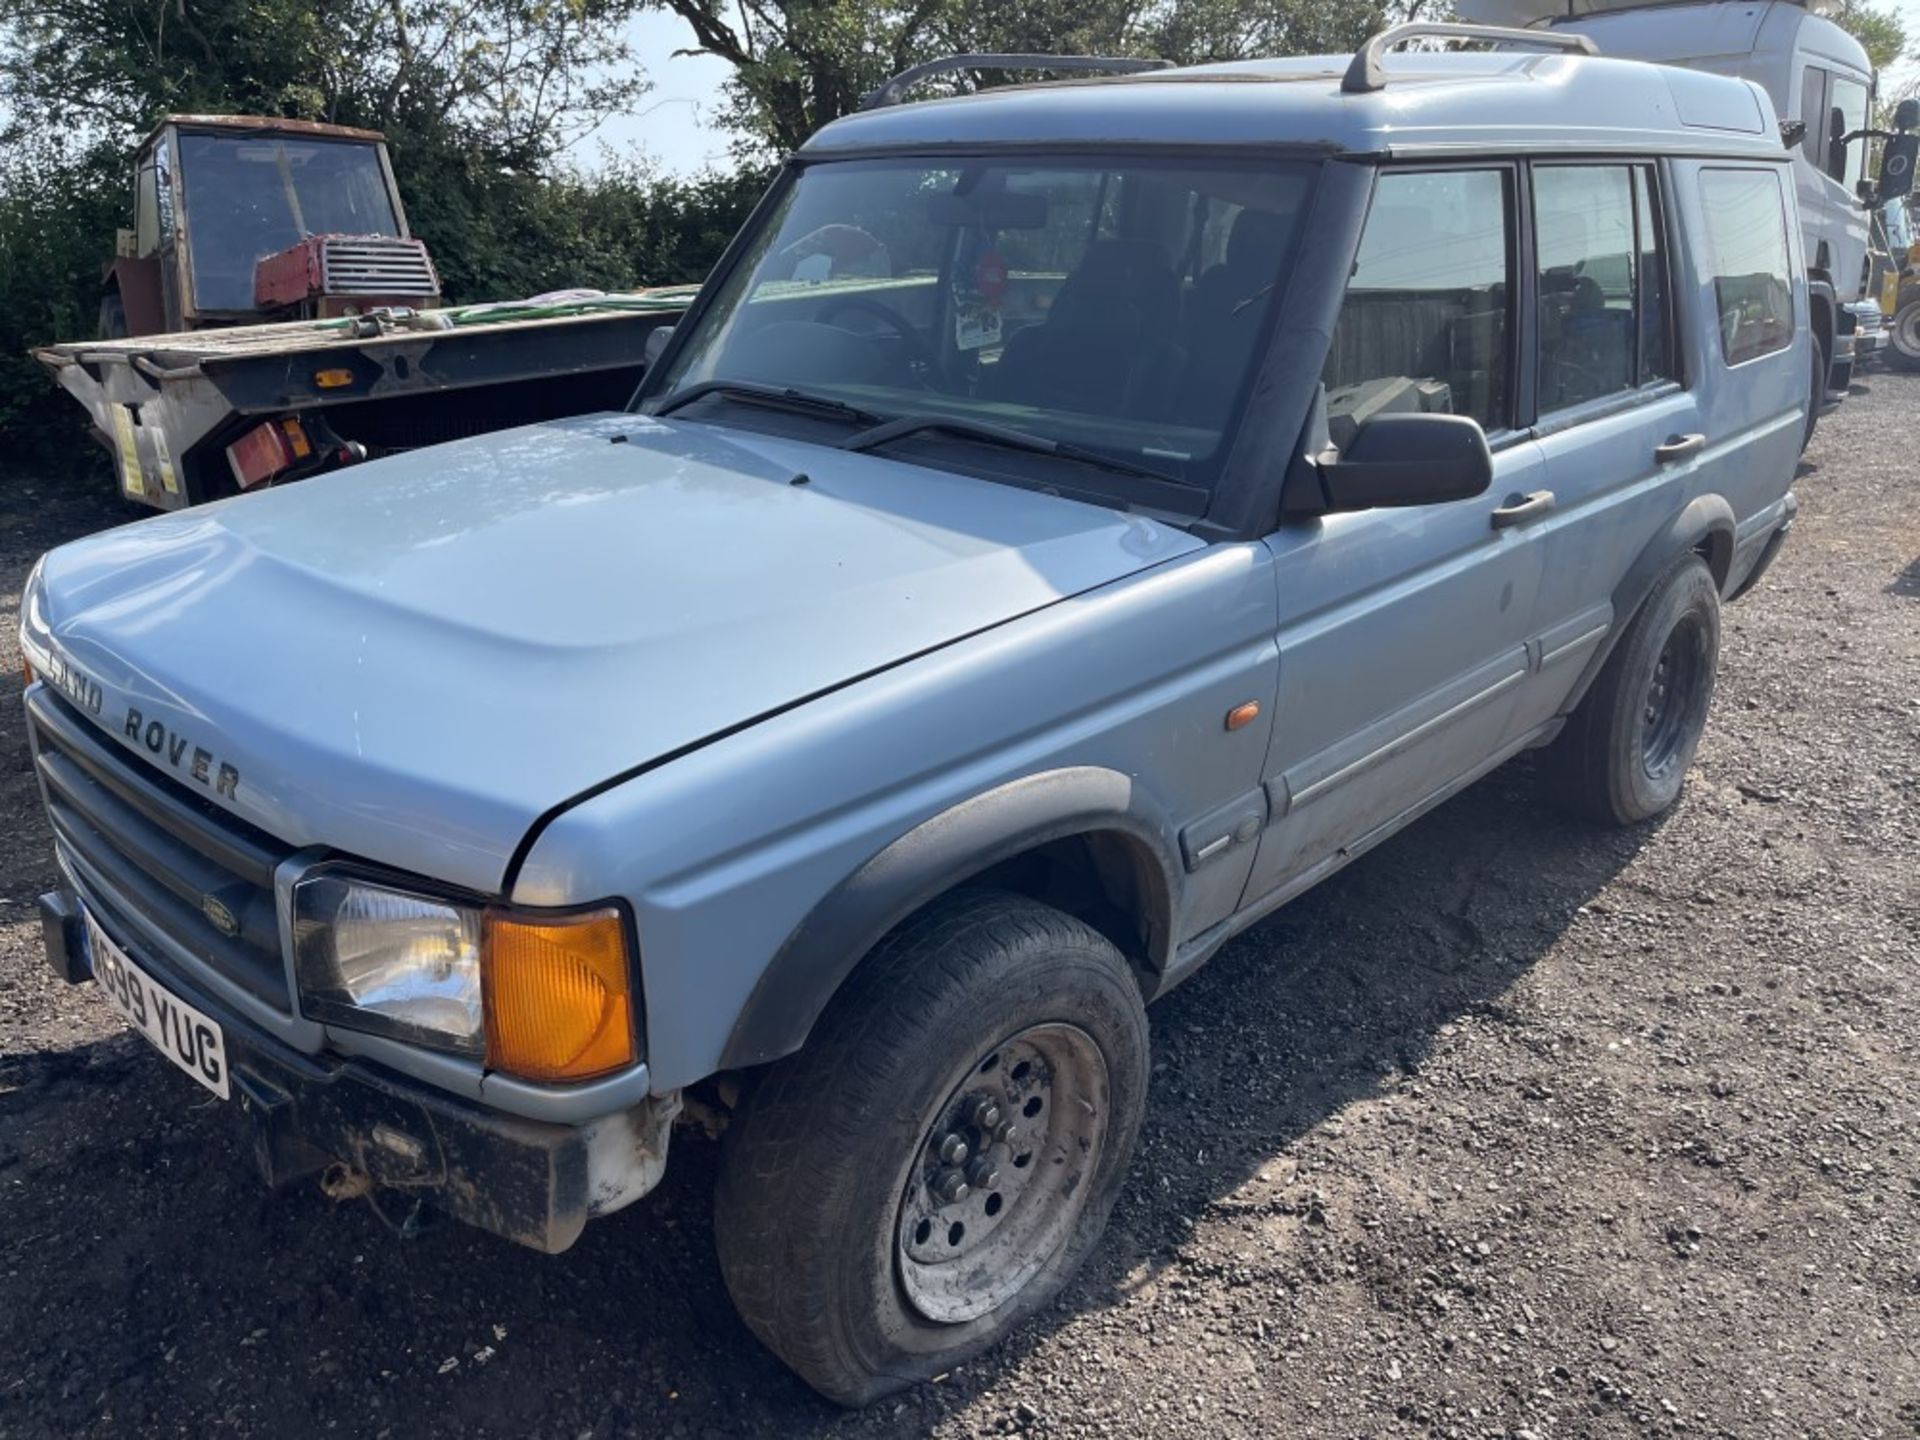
[108,405,144,500]
[149,425,179,495]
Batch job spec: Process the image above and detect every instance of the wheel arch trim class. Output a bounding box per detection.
[717,767,1184,1072]
[1559,493,1735,718]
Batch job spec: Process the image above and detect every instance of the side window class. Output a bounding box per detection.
[1698,168,1794,366]
[151,137,174,248]
[134,159,160,256]
[1534,163,1676,412]
[1536,166,1634,409]
[1635,169,1674,385]
[1828,74,1870,191]
[1800,67,1830,171]
[1322,168,1512,447]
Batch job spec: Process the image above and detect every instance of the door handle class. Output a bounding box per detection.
[1490,489,1555,530]
[1654,432,1707,463]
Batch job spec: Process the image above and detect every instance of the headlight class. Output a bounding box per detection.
[19,557,51,677]
[293,871,637,1082]
[294,874,485,1054]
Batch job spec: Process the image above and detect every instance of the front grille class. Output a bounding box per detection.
[320,236,439,298]
[27,687,293,1012]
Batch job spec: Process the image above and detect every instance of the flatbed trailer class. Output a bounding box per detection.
[34,290,692,508]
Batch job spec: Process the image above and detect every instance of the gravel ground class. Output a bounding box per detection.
[1,377,1916,1439]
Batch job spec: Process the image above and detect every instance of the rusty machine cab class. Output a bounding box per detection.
[104,116,440,338]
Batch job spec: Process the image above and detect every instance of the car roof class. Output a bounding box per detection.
[801,52,1791,163]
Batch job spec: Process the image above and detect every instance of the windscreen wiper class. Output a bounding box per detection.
[653,379,884,426]
[840,413,1201,493]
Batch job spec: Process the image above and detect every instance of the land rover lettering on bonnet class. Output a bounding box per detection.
[24,28,1807,1406]
[121,708,240,799]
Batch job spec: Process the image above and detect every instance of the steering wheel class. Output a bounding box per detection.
[816,294,934,374]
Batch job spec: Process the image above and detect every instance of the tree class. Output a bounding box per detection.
[649,0,1416,157]
[1829,0,1907,75]
[0,0,769,463]
[0,0,649,170]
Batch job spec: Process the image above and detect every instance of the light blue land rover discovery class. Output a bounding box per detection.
[23,25,1807,1403]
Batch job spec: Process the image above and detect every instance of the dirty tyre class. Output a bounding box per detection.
[1803,328,1828,448]
[1546,555,1720,826]
[713,891,1150,1407]
[1887,300,1920,374]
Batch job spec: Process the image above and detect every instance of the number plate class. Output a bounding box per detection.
[84,909,230,1100]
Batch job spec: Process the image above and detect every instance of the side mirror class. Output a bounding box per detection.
[643,324,675,367]
[1320,413,1493,513]
[1881,126,1918,203]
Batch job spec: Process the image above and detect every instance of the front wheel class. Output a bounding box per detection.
[713,891,1150,1406]
[1545,555,1721,826]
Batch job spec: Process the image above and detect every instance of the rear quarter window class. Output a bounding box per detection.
[1697,168,1794,367]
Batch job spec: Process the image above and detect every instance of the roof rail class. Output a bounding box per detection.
[1342,21,1598,94]
[860,53,1173,111]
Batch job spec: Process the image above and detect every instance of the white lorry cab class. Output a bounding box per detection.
[1461,0,1883,425]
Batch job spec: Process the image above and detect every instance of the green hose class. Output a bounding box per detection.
[307,289,695,333]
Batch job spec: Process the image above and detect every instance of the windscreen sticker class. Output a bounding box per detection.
[955,304,1003,352]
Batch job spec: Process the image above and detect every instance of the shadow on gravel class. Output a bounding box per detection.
[1891,557,1920,598]
[0,758,1655,1438]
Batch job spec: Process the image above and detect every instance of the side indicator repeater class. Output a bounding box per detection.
[1226,702,1261,731]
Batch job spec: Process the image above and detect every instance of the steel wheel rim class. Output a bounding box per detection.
[1640,616,1707,781]
[895,1022,1110,1324]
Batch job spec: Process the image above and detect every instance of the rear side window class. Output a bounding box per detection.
[1322,168,1512,447]
[1698,169,1794,366]
[1534,164,1675,411]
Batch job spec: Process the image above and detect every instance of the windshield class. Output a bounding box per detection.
[177,133,401,312]
[647,154,1315,499]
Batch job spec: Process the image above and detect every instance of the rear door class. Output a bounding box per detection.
[1241,165,1550,907]
[1520,161,1704,730]
[1679,161,1806,575]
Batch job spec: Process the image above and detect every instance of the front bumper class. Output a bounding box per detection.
[1846,301,1887,359]
[39,887,676,1253]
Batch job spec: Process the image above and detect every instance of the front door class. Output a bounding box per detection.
[1241,165,1550,908]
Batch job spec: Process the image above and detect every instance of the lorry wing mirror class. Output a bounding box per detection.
[1779,118,1807,151]
[1881,125,1912,204]
[1319,413,1493,513]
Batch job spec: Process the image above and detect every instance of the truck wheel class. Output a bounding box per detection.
[1887,301,1920,374]
[1803,329,1828,448]
[713,891,1150,1406]
[1546,555,1721,826]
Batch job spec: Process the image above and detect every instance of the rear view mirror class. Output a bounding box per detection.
[1320,413,1493,512]
[643,324,675,366]
[927,190,1048,230]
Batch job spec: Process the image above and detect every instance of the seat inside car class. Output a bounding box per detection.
[987,239,1186,419]
[1181,206,1292,423]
